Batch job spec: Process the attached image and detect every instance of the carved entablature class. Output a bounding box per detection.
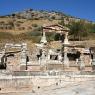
[43,24,70,34]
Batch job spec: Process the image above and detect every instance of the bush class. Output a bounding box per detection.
[29,31,42,36]
[51,16,56,20]
[54,33,60,41]
[32,24,38,27]
[36,26,43,31]
[46,32,55,42]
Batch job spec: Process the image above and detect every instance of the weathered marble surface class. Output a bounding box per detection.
[0,80,95,95]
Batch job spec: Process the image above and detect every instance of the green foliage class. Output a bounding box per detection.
[58,19,65,26]
[34,26,43,31]
[51,16,56,20]
[28,30,56,42]
[68,21,89,40]
[54,33,61,41]
[30,31,42,36]
[59,16,95,40]
[32,24,38,27]
[27,27,42,42]
[90,24,95,33]
[46,32,55,42]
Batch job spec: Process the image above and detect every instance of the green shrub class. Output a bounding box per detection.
[32,24,38,27]
[29,31,42,36]
[46,32,55,42]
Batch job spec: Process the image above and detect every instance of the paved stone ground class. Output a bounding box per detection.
[0,80,95,95]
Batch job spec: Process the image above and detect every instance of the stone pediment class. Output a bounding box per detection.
[43,24,70,33]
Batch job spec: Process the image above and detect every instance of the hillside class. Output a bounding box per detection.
[0,9,92,34]
[0,8,95,47]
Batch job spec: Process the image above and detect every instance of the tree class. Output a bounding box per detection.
[68,21,88,41]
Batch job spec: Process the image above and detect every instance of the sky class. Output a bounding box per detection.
[0,0,95,21]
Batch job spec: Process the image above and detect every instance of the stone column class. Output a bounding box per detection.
[20,44,27,70]
[41,49,46,66]
[47,53,50,61]
[78,53,85,70]
[91,53,95,70]
[38,57,41,65]
[63,32,70,68]
[40,31,47,44]
[58,53,62,63]
[63,46,69,68]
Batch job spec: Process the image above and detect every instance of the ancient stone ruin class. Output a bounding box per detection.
[0,24,95,73]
